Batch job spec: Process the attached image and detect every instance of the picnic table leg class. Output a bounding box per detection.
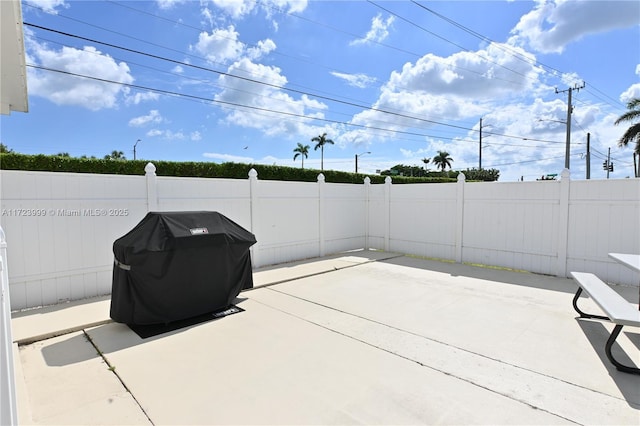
[572,288,609,321]
[605,324,640,375]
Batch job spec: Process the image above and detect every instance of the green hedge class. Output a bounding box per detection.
[0,153,456,184]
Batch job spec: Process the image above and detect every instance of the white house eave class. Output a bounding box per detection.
[1,0,29,115]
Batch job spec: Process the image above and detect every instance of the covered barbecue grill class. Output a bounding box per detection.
[110,211,256,325]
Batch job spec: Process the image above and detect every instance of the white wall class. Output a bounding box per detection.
[1,166,638,310]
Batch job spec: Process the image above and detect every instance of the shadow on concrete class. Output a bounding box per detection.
[576,318,640,407]
[40,297,249,367]
[379,255,640,301]
[40,332,97,367]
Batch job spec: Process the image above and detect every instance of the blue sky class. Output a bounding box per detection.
[2,0,639,181]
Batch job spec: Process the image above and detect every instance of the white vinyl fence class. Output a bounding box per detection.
[1,226,17,425]
[1,166,638,311]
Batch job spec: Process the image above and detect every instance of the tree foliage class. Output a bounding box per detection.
[293,143,310,169]
[311,133,334,171]
[381,164,499,181]
[432,151,453,172]
[104,150,126,160]
[614,97,640,155]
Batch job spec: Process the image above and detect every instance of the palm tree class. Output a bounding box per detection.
[432,151,453,173]
[104,150,126,160]
[421,157,431,172]
[311,132,334,171]
[614,97,640,155]
[293,143,310,169]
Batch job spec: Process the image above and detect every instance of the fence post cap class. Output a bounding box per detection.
[144,162,156,174]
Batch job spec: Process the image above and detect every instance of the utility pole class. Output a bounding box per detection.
[479,118,483,170]
[555,82,585,169]
[479,118,490,169]
[586,133,590,179]
[602,147,613,179]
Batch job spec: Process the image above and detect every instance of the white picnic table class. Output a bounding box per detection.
[608,252,640,309]
[608,252,640,273]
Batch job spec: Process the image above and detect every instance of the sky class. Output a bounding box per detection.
[2,0,639,181]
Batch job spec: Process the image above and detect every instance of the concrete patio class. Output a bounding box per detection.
[10,251,640,425]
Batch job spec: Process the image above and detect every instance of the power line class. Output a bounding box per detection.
[368,0,534,85]
[23,64,462,142]
[25,22,568,146]
[409,1,627,113]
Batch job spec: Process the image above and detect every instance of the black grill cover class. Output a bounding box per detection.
[110,211,256,325]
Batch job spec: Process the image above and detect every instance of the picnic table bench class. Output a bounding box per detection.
[570,271,640,375]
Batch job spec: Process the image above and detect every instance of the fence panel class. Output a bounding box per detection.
[462,181,560,274]
[567,178,640,285]
[366,183,387,251]
[388,182,458,259]
[323,182,368,255]
[1,171,147,309]
[2,168,639,310]
[251,179,320,266]
[155,176,251,230]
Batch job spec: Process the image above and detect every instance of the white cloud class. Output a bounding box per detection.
[331,72,377,89]
[126,91,160,105]
[620,64,640,103]
[208,0,308,19]
[386,43,541,98]
[24,0,68,14]
[350,14,395,46]
[437,97,614,181]
[509,0,640,54]
[247,39,277,61]
[619,84,640,104]
[203,152,253,162]
[192,26,245,64]
[156,0,186,10]
[145,128,201,141]
[209,0,255,19]
[214,57,330,137]
[146,129,164,137]
[129,110,164,127]
[192,26,277,65]
[347,42,543,141]
[27,40,134,111]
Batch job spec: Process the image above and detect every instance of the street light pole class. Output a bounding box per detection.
[134,139,141,160]
[355,151,371,173]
